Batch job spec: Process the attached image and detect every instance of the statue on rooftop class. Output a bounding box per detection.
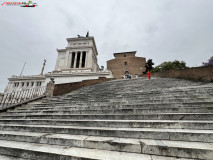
[86,31,89,37]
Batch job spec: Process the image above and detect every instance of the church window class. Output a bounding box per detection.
[124,62,128,66]
[31,82,34,86]
[21,82,25,87]
[26,82,29,87]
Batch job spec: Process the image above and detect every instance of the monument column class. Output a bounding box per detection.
[79,52,83,68]
[73,52,78,68]
[85,51,88,68]
[68,52,72,68]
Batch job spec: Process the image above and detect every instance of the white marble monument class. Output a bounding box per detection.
[4,35,113,94]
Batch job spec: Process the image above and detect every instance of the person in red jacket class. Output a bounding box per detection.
[147,70,151,79]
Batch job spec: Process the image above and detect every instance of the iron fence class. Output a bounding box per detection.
[0,86,46,108]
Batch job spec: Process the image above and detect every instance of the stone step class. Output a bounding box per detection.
[70,93,212,98]
[16,105,213,112]
[59,91,213,97]
[67,89,213,97]
[69,86,213,93]
[7,107,213,114]
[0,119,212,129]
[29,101,213,109]
[1,113,213,120]
[64,96,211,100]
[0,154,27,160]
[53,101,213,106]
[0,140,196,160]
[68,92,213,99]
[0,124,212,142]
[0,78,212,159]
[59,99,212,104]
[0,130,212,159]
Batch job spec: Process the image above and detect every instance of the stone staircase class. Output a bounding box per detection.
[0,77,213,160]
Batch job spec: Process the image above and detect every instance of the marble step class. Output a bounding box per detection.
[29,101,213,109]
[0,124,212,142]
[0,119,212,129]
[1,113,213,120]
[54,99,212,104]
[67,101,213,106]
[62,96,211,100]
[0,154,27,160]
[0,130,212,159]
[15,106,213,113]
[7,107,213,114]
[67,90,213,98]
[0,139,196,160]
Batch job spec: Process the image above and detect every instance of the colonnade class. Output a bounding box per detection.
[70,51,87,68]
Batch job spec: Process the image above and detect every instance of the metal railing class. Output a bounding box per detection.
[0,86,46,108]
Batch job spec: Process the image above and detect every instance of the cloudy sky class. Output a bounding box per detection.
[0,0,213,92]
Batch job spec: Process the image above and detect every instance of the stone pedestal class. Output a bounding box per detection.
[45,78,55,97]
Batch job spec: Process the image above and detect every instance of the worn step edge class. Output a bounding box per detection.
[0,119,212,129]
[0,139,196,160]
[0,124,212,142]
[0,130,212,159]
[0,113,213,121]
[6,108,213,115]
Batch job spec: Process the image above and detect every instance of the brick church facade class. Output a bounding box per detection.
[107,51,146,79]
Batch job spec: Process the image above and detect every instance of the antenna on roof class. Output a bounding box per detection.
[20,62,26,76]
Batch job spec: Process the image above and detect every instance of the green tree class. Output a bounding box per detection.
[151,60,187,73]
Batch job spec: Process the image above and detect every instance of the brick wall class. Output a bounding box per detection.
[53,77,115,96]
[107,57,146,79]
[148,65,213,82]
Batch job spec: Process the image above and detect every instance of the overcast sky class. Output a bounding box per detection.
[0,0,213,92]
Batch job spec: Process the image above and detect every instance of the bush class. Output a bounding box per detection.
[151,60,187,73]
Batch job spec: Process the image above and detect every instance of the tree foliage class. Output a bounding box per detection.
[151,60,187,73]
[143,59,154,74]
[202,56,213,66]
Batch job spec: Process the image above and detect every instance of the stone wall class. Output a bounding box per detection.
[149,65,213,82]
[53,77,115,96]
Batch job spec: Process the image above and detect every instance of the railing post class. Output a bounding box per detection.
[2,93,8,107]
[45,78,55,98]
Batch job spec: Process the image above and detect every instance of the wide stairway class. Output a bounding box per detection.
[0,77,213,160]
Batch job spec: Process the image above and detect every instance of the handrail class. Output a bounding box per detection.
[0,86,46,108]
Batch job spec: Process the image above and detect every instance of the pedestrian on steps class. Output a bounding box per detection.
[147,70,151,79]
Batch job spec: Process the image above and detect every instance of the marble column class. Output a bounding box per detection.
[79,52,83,68]
[85,51,88,68]
[74,52,77,68]
[68,52,72,68]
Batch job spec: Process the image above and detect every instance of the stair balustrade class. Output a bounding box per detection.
[0,86,46,108]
